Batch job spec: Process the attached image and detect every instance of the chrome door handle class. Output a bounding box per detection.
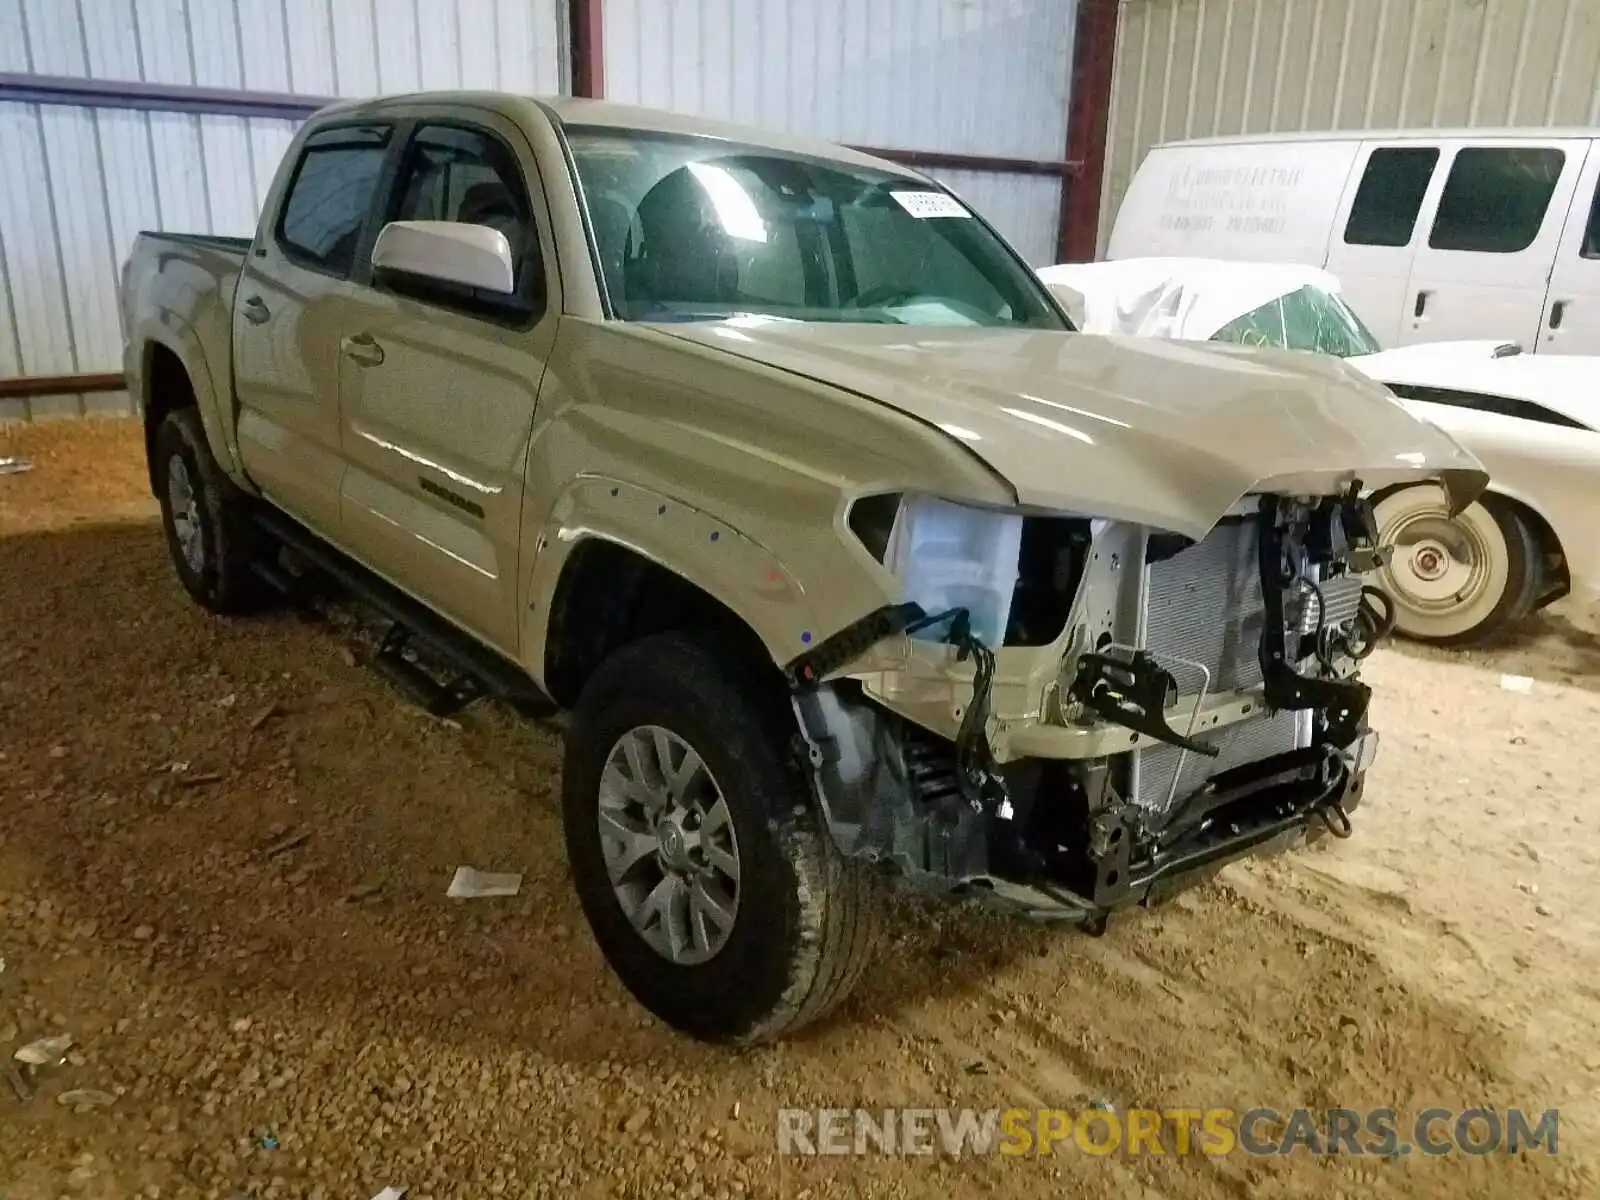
[241,295,270,325]
[341,333,385,367]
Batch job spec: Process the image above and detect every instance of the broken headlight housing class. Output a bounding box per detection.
[881,495,1024,649]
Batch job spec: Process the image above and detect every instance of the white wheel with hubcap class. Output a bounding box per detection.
[1371,485,1537,645]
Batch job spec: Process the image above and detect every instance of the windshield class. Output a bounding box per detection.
[566,127,1068,329]
[1210,285,1383,357]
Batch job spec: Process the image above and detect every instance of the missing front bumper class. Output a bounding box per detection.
[968,740,1374,927]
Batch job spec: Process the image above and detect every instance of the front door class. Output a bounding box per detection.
[1538,141,1600,355]
[336,113,561,657]
[1397,137,1588,349]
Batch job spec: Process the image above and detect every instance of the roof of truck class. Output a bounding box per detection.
[313,91,924,177]
[1151,127,1599,150]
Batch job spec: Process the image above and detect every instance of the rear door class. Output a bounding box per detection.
[233,122,398,533]
[1397,137,1588,348]
[1324,140,1443,348]
[336,110,561,657]
[1538,140,1600,355]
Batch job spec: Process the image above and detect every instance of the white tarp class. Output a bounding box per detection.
[1037,254,1600,453]
[1036,257,1345,341]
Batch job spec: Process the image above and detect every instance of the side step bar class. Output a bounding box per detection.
[371,623,485,718]
[252,507,557,719]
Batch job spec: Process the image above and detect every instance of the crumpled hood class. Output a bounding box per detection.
[654,320,1488,541]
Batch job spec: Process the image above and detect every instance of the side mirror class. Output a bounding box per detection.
[371,220,516,295]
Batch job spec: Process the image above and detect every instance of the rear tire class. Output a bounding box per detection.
[153,407,273,615]
[561,631,881,1043]
[1372,486,1538,645]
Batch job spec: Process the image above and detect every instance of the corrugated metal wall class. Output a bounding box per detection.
[0,0,565,421]
[1102,0,1600,253]
[601,0,1077,266]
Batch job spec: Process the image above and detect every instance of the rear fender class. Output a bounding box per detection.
[132,313,251,489]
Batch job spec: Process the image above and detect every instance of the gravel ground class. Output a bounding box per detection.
[1,419,1597,1200]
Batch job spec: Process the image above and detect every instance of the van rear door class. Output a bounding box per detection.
[1324,140,1444,348]
[1397,136,1588,349]
[1537,139,1600,355]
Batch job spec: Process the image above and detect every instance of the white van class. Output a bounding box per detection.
[1107,129,1600,355]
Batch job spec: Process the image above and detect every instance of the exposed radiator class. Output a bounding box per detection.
[1145,518,1266,695]
[1135,711,1303,814]
[1136,517,1308,814]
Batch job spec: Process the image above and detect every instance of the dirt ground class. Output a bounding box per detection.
[1,419,1597,1200]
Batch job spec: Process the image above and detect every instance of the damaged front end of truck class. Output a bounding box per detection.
[785,469,1484,929]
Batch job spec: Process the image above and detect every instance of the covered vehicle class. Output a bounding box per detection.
[1040,257,1600,644]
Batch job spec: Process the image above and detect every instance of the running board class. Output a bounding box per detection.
[252,507,556,720]
[371,623,486,718]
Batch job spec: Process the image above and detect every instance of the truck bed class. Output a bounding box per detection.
[141,231,254,255]
[120,230,252,471]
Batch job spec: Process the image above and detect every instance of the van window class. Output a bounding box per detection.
[1581,179,1600,259]
[1428,147,1565,254]
[277,124,392,276]
[1343,147,1439,247]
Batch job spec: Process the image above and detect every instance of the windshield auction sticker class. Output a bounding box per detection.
[891,191,971,219]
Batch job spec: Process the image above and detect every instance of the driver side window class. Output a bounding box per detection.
[383,124,543,322]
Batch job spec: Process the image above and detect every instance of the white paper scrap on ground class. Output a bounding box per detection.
[370,1189,407,1200]
[1499,674,1534,694]
[890,191,970,219]
[446,867,522,899]
[14,1034,74,1065]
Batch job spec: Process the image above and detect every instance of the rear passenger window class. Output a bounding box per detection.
[1428,147,1565,254]
[1343,147,1439,247]
[277,125,392,276]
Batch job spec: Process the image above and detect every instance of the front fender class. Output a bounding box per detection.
[521,475,827,686]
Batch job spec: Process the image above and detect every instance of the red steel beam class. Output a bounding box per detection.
[0,372,126,400]
[570,0,605,99]
[856,145,1075,178]
[1057,0,1121,263]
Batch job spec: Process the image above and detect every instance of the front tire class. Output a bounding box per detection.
[153,408,271,615]
[562,632,881,1043]
[1372,486,1538,645]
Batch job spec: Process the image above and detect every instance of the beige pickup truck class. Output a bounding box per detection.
[120,91,1486,1044]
